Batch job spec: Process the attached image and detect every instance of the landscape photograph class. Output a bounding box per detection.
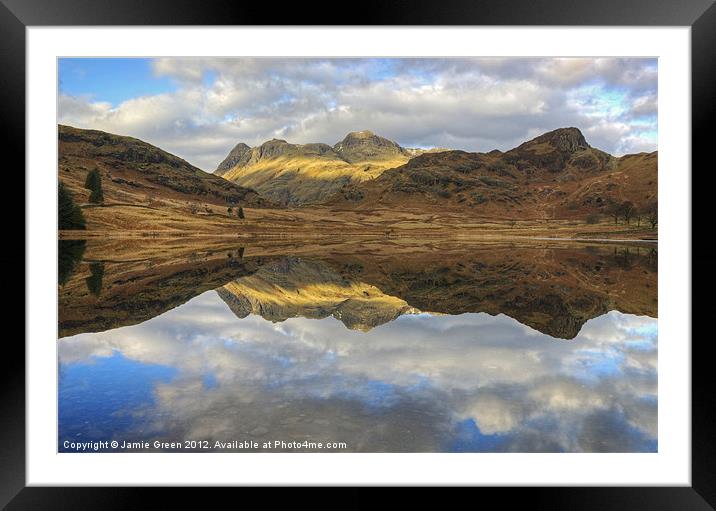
[57,57,657,453]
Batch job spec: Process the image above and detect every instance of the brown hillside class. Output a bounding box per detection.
[58,125,272,232]
[59,125,267,210]
[330,127,656,220]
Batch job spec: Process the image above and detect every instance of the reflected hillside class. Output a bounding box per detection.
[217,257,419,331]
[314,243,657,339]
[59,237,656,340]
[58,240,271,338]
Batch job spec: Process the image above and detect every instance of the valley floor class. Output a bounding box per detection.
[59,203,657,241]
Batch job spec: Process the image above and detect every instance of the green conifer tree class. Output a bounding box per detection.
[84,168,104,204]
[58,181,86,230]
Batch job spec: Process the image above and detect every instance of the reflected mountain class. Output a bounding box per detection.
[312,243,657,339]
[213,243,656,339]
[57,237,658,453]
[216,257,419,331]
[59,238,656,340]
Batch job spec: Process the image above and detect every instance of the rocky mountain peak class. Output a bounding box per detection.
[527,127,590,153]
[263,138,289,146]
[338,130,390,145]
[334,130,405,163]
[255,138,293,158]
[215,142,252,175]
[498,127,598,175]
[346,130,375,139]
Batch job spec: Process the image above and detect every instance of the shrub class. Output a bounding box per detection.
[433,187,452,198]
[409,170,438,186]
[342,189,364,201]
[479,176,512,189]
[488,160,515,178]
[586,213,600,224]
[470,192,487,205]
[237,206,245,219]
[391,181,421,193]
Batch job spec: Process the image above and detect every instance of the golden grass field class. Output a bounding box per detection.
[59,201,658,242]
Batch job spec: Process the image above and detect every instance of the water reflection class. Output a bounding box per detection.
[58,239,657,452]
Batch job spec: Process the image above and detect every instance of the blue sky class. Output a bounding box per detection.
[58,57,658,170]
[60,58,176,104]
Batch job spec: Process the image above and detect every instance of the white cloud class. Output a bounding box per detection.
[59,57,658,170]
[631,93,658,116]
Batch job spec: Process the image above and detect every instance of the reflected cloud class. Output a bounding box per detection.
[59,289,657,452]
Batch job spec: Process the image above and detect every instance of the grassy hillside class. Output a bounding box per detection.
[58,125,269,232]
[330,128,657,222]
[217,131,445,206]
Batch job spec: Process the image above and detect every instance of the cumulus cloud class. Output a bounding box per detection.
[58,57,657,170]
[59,290,657,452]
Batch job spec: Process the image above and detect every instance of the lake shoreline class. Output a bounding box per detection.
[58,228,658,242]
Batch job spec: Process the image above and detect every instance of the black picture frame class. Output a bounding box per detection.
[6,0,711,506]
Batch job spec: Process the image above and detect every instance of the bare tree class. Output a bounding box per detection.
[621,201,636,224]
[607,201,621,225]
[646,202,658,229]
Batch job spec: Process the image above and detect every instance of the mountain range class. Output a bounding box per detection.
[327,127,657,219]
[215,243,657,339]
[58,124,657,230]
[214,130,446,206]
[215,126,656,218]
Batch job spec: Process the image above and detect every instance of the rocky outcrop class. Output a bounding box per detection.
[333,130,409,163]
[215,142,251,176]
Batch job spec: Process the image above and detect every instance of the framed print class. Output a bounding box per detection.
[6,0,713,506]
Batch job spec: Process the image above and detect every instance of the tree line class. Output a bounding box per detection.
[606,200,657,228]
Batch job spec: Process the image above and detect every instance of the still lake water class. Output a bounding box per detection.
[58,240,657,453]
